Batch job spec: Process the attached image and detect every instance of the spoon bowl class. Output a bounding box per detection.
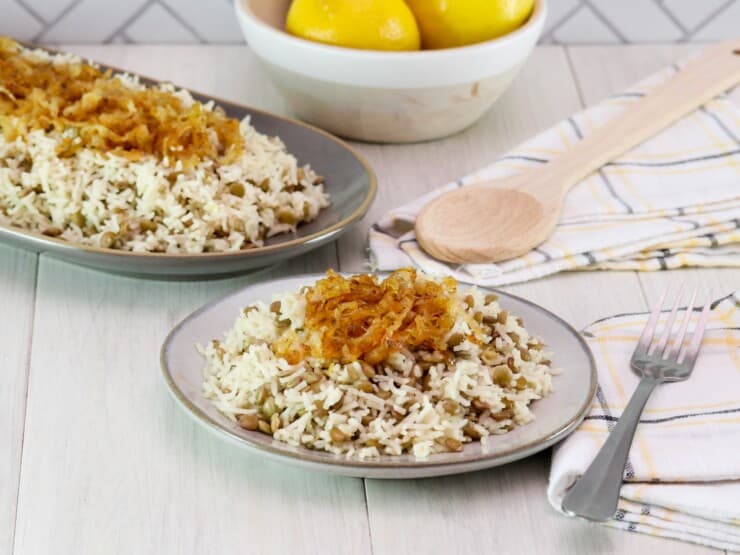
[416,184,550,263]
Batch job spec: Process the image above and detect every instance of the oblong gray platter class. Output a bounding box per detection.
[161,274,597,479]
[1,46,377,279]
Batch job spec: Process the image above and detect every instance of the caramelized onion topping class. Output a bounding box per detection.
[274,269,459,365]
[0,37,244,166]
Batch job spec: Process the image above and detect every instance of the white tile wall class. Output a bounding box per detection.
[0,0,738,44]
[541,0,740,42]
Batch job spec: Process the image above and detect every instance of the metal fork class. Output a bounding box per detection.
[561,286,712,522]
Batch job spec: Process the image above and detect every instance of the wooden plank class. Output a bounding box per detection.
[0,247,37,555]
[13,45,367,555]
[365,457,709,555]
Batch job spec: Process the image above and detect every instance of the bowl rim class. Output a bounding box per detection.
[235,0,548,59]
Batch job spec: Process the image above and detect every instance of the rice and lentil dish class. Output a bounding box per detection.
[201,269,554,459]
[0,37,329,253]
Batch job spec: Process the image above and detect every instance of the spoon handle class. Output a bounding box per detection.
[528,40,740,200]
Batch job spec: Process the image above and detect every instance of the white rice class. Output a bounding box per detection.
[0,48,330,253]
[200,275,554,460]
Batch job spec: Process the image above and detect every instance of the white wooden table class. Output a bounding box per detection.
[2,43,737,555]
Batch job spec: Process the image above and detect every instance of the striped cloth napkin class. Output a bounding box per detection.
[548,291,740,551]
[369,54,740,287]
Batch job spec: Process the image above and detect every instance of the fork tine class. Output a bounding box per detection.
[664,288,697,360]
[650,282,685,356]
[637,286,667,355]
[678,292,713,367]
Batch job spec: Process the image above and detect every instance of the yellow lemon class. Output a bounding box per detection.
[286,0,421,51]
[405,0,534,50]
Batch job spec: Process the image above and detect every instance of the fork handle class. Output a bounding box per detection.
[561,377,660,522]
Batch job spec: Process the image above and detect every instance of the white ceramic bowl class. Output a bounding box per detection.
[235,0,547,143]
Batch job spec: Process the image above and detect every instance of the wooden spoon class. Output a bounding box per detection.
[416,40,740,264]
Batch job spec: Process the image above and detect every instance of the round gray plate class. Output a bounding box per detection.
[161,274,597,479]
[0,49,376,279]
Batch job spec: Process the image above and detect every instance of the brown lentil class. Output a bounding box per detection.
[229,182,245,197]
[238,413,259,431]
[270,413,281,433]
[491,366,512,387]
[99,231,116,248]
[444,438,463,452]
[330,428,347,443]
[463,424,482,439]
[277,209,298,225]
[360,360,375,378]
[356,380,373,394]
[257,419,272,434]
[262,397,276,417]
[70,211,85,227]
[139,219,157,232]
[493,409,514,421]
[472,399,490,411]
[447,333,465,348]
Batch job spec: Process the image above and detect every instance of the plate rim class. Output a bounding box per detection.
[160,273,598,472]
[3,41,378,262]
